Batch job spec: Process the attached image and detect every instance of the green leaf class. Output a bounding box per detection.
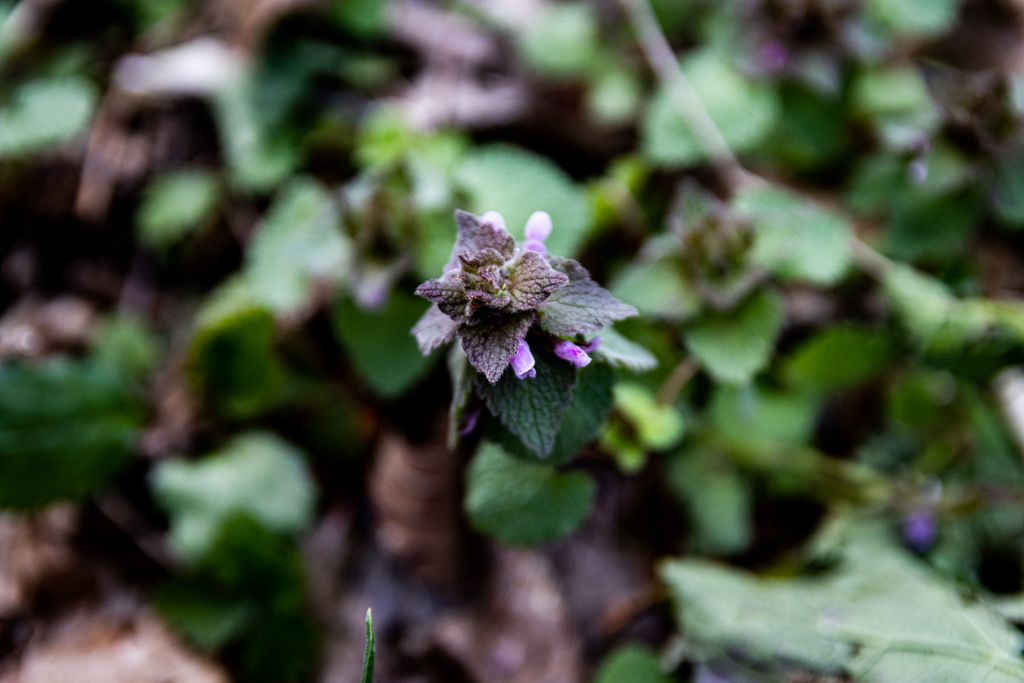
[153,432,315,563]
[212,76,298,193]
[660,520,1024,681]
[851,66,938,148]
[709,384,818,447]
[137,169,219,250]
[883,265,991,349]
[593,327,658,372]
[610,259,699,323]
[733,184,852,285]
[362,608,375,683]
[189,278,287,419]
[613,383,685,451]
[594,645,673,683]
[332,292,434,398]
[642,49,778,167]
[992,155,1024,229]
[667,449,752,555]
[154,581,254,650]
[867,0,962,38]
[0,76,97,157]
[884,190,980,262]
[245,177,349,315]
[519,2,599,77]
[332,0,387,38]
[455,145,592,257]
[90,315,160,383]
[465,441,595,545]
[478,349,578,456]
[0,358,143,509]
[539,257,637,337]
[685,289,784,385]
[784,326,894,393]
[192,515,321,683]
[548,363,615,465]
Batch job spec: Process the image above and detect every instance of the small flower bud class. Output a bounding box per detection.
[553,340,591,368]
[524,211,553,242]
[482,211,507,231]
[511,339,537,379]
[902,507,937,552]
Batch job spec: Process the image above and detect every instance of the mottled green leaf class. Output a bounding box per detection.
[593,327,658,372]
[333,292,435,398]
[733,184,852,285]
[189,278,287,419]
[153,432,315,563]
[0,76,96,157]
[668,449,752,555]
[519,2,599,77]
[245,177,349,315]
[0,358,143,509]
[685,289,784,385]
[642,50,778,166]
[785,326,894,393]
[137,169,218,250]
[661,520,1024,681]
[465,441,595,545]
[710,384,818,447]
[595,645,673,683]
[610,259,699,323]
[478,349,578,455]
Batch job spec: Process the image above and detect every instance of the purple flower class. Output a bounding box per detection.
[902,508,937,551]
[459,407,482,436]
[523,211,552,255]
[511,339,537,379]
[482,211,507,232]
[582,337,601,353]
[553,340,591,368]
[758,40,789,74]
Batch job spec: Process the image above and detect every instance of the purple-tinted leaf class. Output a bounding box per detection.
[539,258,637,337]
[447,210,516,270]
[506,250,569,312]
[411,304,458,355]
[460,313,535,384]
[415,273,467,321]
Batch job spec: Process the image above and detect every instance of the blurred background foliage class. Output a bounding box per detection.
[2,0,1024,681]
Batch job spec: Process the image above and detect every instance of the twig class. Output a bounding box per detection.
[620,0,896,280]
[618,0,751,190]
[657,357,698,406]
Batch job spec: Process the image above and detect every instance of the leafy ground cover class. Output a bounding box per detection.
[2,0,1024,681]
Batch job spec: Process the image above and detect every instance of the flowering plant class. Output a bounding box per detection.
[413,209,637,383]
[411,209,646,456]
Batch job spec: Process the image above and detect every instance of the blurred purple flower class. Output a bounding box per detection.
[553,340,591,368]
[582,337,601,353]
[523,211,552,255]
[511,339,536,379]
[758,40,789,74]
[459,407,482,436]
[902,507,937,551]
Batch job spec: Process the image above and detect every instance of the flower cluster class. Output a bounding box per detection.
[412,210,636,383]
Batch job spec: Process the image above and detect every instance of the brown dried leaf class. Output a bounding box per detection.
[0,608,228,683]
